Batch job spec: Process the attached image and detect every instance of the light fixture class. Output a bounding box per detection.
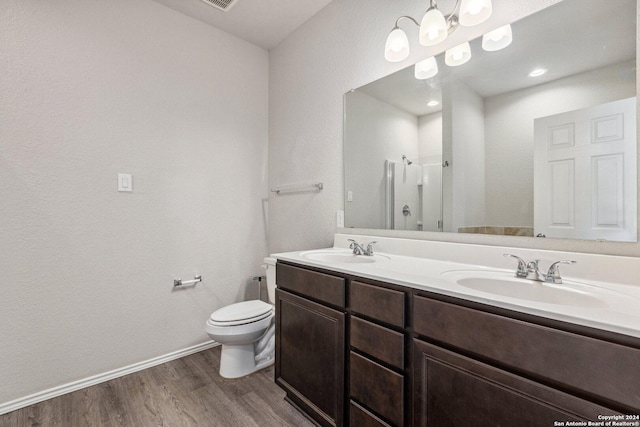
[459,0,492,27]
[529,68,548,77]
[445,42,471,66]
[385,0,493,61]
[482,24,512,51]
[419,6,448,46]
[427,100,440,107]
[414,56,439,79]
[384,26,411,62]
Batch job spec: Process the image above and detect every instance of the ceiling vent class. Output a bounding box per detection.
[199,0,239,12]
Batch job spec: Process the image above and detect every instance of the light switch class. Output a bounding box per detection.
[336,210,344,228]
[347,191,353,202]
[118,174,132,192]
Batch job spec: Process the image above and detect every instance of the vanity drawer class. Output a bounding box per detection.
[413,295,640,411]
[350,281,405,328]
[351,316,404,369]
[350,401,392,427]
[350,351,404,426]
[276,262,345,308]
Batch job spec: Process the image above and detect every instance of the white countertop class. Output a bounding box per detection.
[272,241,640,340]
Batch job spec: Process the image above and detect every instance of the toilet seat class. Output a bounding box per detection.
[209,300,273,326]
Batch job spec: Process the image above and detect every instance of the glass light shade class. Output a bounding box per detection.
[414,56,438,80]
[445,42,472,66]
[419,8,448,46]
[384,28,410,62]
[482,24,512,51]
[459,0,492,27]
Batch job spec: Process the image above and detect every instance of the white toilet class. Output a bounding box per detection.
[205,257,277,378]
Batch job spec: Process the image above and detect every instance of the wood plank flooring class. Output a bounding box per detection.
[0,346,314,427]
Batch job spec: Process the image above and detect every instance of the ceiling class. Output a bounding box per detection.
[358,0,636,116]
[152,0,333,50]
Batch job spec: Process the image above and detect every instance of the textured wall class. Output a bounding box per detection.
[484,61,636,227]
[418,112,443,164]
[269,0,640,257]
[0,0,268,405]
[447,80,486,232]
[344,91,418,229]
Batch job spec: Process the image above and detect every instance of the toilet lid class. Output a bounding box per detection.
[209,300,273,324]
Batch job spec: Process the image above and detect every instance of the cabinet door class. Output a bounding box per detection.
[413,339,619,427]
[413,295,640,412]
[275,289,345,427]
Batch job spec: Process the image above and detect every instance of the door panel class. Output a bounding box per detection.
[534,97,636,241]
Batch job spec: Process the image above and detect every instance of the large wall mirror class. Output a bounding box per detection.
[344,0,637,242]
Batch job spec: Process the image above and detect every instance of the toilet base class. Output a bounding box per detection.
[219,343,274,379]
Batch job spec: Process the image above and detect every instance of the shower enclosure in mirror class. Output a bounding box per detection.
[344,0,637,242]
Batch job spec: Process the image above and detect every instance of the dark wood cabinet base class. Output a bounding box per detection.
[274,261,640,427]
[413,339,621,426]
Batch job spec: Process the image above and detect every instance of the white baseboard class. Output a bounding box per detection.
[0,341,220,416]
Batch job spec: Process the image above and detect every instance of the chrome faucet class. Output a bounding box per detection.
[348,239,377,256]
[504,254,576,284]
[546,260,578,282]
[503,254,528,278]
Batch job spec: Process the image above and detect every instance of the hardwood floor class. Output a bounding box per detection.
[0,346,314,427]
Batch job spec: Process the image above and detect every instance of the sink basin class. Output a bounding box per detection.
[300,250,389,264]
[440,270,608,308]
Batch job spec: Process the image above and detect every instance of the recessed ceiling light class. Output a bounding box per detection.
[529,68,548,77]
[427,100,439,107]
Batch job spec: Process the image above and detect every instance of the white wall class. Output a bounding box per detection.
[0,0,268,406]
[418,112,443,165]
[484,61,637,227]
[441,79,487,232]
[268,0,564,254]
[456,80,487,231]
[344,91,418,229]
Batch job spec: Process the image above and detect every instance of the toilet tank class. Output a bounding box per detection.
[263,257,277,304]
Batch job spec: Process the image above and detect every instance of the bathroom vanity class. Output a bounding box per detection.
[273,236,640,427]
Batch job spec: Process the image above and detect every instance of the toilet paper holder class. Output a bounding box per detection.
[174,275,202,287]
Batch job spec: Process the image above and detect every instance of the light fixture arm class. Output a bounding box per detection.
[423,0,463,33]
[392,0,462,34]
[393,15,420,30]
[441,0,462,34]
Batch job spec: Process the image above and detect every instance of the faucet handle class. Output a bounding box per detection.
[504,254,528,278]
[546,260,577,284]
[364,241,377,256]
[348,239,363,255]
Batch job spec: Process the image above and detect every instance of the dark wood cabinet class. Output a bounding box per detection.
[413,295,640,413]
[350,316,404,369]
[413,339,619,426]
[349,279,408,426]
[350,281,405,328]
[274,261,640,427]
[276,262,346,308]
[349,401,392,427]
[350,352,404,426]
[275,288,345,427]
